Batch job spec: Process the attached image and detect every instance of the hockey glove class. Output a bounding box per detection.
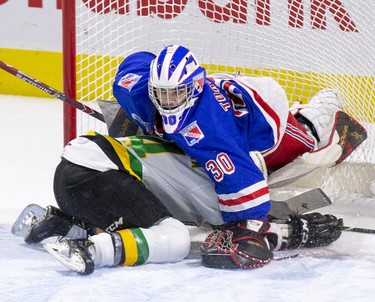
[200,224,273,269]
[288,213,343,249]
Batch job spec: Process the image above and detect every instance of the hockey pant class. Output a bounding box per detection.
[53,158,172,232]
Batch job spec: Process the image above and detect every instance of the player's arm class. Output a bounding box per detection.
[112,51,157,135]
[198,147,342,269]
[202,147,271,223]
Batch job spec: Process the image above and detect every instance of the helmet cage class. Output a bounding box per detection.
[149,79,200,115]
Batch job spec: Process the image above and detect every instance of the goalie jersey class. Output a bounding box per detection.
[113,52,315,223]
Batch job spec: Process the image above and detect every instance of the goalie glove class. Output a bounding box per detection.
[291,213,343,248]
[275,213,343,249]
[200,221,274,269]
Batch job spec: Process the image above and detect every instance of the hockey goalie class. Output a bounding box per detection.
[12,46,366,274]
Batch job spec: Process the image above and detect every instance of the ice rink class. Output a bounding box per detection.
[1,95,375,301]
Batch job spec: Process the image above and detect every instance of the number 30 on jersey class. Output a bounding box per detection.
[205,152,235,182]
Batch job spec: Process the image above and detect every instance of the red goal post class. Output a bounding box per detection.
[62,0,375,196]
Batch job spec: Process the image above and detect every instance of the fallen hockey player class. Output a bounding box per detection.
[12,99,365,274]
[13,132,345,274]
[12,47,366,273]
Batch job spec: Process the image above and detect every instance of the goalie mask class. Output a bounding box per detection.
[149,45,206,133]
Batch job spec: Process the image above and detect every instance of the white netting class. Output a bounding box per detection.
[71,0,375,194]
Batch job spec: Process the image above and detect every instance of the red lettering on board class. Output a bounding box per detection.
[311,0,358,32]
[289,0,304,28]
[25,0,61,9]
[28,0,43,7]
[82,0,130,14]
[198,0,247,24]
[137,0,188,19]
[255,0,270,25]
[79,0,358,32]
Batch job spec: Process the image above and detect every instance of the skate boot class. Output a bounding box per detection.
[45,232,124,275]
[295,89,343,145]
[12,204,46,238]
[12,204,77,244]
[44,238,95,275]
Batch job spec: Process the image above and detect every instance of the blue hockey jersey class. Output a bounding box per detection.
[113,51,158,135]
[113,52,289,223]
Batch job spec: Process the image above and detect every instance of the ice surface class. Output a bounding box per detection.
[1,95,375,301]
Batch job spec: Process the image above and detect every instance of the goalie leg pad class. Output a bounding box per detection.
[200,226,273,269]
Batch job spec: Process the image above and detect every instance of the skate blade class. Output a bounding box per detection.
[44,242,86,274]
[11,204,46,237]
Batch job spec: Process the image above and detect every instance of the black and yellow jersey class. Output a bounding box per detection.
[61,133,224,226]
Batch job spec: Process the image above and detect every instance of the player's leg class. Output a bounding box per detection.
[294,90,365,166]
[293,89,343,145]
[17,157,174,243]
[44,216,190,274]
[264,111,316,171]
[53,158,171,231]
[44,158,191,274]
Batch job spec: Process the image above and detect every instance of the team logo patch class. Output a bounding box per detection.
[179,121,204,146]
[118,73,141,91]
[193,72,205,93]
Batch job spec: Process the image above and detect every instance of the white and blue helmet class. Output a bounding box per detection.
[149,45,206,133]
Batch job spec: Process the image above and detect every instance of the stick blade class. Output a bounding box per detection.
[269,188,332,219]
[97,100,139,137]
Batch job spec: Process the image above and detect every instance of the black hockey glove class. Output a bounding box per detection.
[288,213,343,249]
[200,224,273,269]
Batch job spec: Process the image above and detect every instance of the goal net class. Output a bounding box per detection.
[63,0,375,197]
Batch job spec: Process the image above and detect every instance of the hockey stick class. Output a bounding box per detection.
[97,100,139,137]
[0,59,105,122]
[339,226,375,234]
[0,60,139,136]
[271,189,375,235]
[269,188,332,219]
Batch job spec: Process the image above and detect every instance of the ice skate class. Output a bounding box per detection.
[12,204,76,244]
[44,238,95,275]
[12,204,47,238]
